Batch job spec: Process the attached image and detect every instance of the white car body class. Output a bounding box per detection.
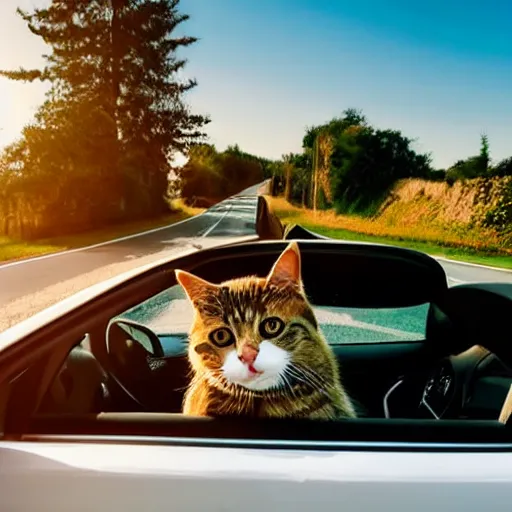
[2,440,512,511]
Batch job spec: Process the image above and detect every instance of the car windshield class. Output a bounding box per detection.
[119,285,428,356]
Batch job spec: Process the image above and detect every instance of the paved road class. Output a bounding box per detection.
[436,257,512,287]
[1,179,511,308]
[0,183,265,306]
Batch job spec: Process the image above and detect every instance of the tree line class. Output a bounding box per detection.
[174,143,273,206]
[269,108,512,230]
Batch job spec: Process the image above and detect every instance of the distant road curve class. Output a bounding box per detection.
[0,181,269,307]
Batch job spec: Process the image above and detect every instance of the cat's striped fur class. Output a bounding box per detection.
[175,241,356,420]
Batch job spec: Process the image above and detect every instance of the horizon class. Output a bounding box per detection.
[1,0,511,169]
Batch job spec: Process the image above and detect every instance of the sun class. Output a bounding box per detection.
[171,152,189,168]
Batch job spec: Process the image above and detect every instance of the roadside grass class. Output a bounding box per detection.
[265,195,512,270]
[0,199,205,264]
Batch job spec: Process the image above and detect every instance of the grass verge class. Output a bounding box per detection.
[0,199,205,264]
[265,195,512,270]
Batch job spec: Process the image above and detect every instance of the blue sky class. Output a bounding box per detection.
[1,0,511,169]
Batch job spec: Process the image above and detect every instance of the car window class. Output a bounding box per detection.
[117,285,428,354]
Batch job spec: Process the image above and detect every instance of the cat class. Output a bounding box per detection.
[175,241,357,420]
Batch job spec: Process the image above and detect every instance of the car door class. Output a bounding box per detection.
[1,435,512,511]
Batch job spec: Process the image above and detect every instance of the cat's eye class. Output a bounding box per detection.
[209,327,234,347]
[259,317,285,338]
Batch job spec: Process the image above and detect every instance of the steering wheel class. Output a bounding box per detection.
[105,318,189,412]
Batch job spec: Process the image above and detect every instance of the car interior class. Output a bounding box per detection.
[2,238,512,448]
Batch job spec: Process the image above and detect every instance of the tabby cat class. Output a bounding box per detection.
[175,241,356,420]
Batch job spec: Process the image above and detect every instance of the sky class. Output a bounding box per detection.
[1,0,511,169]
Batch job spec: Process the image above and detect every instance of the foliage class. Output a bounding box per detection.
[445,134,490,184]
[298,109,433,215]
[177,144,265,202]
[269,152,311,205]
[489,157,512,178]
[224,144,275,178]
[0,0,208,239]
[281,153,295,202]
[445,157,486,184]
[265,194,512,262]
[266,108,512,238]
[302,108,368,151]
[479,177,512,232]
[480,133,490,172]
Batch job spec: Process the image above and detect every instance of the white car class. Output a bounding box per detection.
[1,214,512,511]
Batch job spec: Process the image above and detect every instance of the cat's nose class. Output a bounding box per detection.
[238,344,258,365]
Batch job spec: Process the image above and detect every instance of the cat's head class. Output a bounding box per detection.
[175,242,332,393]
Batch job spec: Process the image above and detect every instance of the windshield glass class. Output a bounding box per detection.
[119,285,428,356]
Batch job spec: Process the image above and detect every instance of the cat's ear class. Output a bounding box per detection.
[266,241,302,289]
[175,269,218,304]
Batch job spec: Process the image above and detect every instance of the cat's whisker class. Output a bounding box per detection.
[286,364,319,388]
[285,366,316,391]
[281,370,300,402]
[278,373,297,415]
[293,363,330,388]
[294,363,328,384]
[278,371,291,395]
[288,364,332,396]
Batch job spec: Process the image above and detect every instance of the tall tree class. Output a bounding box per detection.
[0,0,209,236]
[316,131,334,206]
[480,133,490,174]
[117,0,209,214]
[282,153,294,202]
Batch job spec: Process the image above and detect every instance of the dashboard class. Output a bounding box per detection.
[385,345,512,421]
[421,360,455,419]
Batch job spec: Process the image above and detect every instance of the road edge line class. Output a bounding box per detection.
[0,213,201,270]
[432,256,512,274]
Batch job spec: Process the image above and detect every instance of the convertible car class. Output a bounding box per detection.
[1,192,512,511]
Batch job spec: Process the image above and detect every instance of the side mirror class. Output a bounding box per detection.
[256,196,284,240]
[106,318,165,359]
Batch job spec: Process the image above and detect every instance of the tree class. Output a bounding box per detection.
[302,107,367,151]
[480,133,490,174]
[178,144,265,203]
[316,131,335,207]
[282,153,295,202]
[117,0,209,215]
[0,0,209,237]
[224,144,275,178]
[333,127,432,213]
[445,134,491,184]
[302,109,432,214]
[490,157,512,177]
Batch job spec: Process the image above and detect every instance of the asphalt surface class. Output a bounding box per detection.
[1,180,511,308]
[437,258,512,287]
